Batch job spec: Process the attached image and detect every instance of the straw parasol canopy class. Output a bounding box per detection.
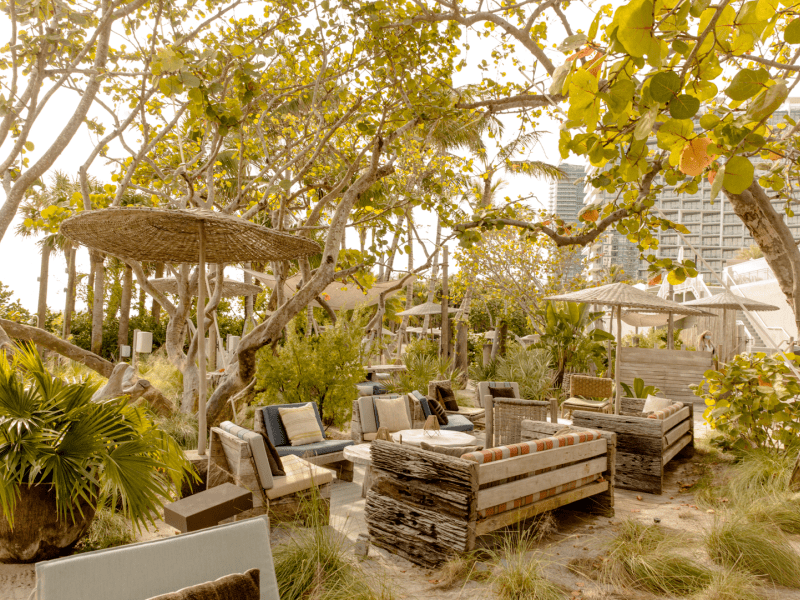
[150,277,262,298]
[683,291,778,362]
[622,311,694,328]
[682,290,779,312]
[397,302,459,317]
[545,283,713,414]
[61,207,321,458]
[60,207,321,263]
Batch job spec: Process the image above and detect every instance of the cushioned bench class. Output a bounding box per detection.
[572,396,694,494]
[208,422,334,523]
[255,402,354,482]
[365,421,615,567]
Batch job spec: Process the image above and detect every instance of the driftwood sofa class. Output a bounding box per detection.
[365,421,616,567]
[255,403,354,482]
[572,397,694,494]
[207,422,334,522]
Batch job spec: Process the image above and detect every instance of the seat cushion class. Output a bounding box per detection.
[462,429,603,465]
[647,401,684,420]
[274,439,354,457]
[440,413,473,432]
[362,432,378,441]
[266,455,334,500]
[278,403,325,446]
[419,441,481,457]
[564,397,611,408]
[261,403,325,447]
[374,396,412,432]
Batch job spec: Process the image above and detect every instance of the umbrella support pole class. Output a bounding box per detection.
[198,222,207,456]
[615,306,621,415]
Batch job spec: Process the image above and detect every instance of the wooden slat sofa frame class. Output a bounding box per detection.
[207,424,333,523]
[365,421,615,568]
[572,397,694,494]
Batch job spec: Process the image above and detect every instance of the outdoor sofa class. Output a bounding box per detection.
[365,420,616,567]
[34,518,278,600]
[255,402,354,482]
[207,422,334,522]
[572,396,694,494]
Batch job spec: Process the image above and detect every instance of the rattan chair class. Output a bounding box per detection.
[492,397,551,446]
[560,375,613,419]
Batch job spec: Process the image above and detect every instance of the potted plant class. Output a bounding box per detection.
[0,345,194,563]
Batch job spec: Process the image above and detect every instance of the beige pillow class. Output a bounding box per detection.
[420,441,482,458]
[374,396,411,432]
[278,403,324,446]
[642,394,671,414]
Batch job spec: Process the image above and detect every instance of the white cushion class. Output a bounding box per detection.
[266,455,333,500]
[642,394,671,414]
[374,396,411,432]
[279,403,324,446]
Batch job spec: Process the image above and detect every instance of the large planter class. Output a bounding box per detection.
[0,485,95,563]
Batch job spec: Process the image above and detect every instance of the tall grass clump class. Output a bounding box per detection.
[139,351,183,408]
[435,551,491,589]
[606,519,712,596]
[75,508,134,552]
[694,568,764,600]
[273,491,391,600]
[156,410,198,450]
[490,528,563,600]
[706,518,800,587]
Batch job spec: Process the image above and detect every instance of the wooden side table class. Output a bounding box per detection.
[164,483,252,532]
[343,443,373,498]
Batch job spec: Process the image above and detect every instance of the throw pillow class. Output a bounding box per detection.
[146,569,259,600]
[427,398,449,426]
[278,403,324,446]
[258,432,286,476]
[436,385,460,411]
[420,441,482,458]
[374,396,411,432]
[490,386,516,399]
[642,394,672,414]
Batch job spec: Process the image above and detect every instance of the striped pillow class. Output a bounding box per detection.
[278,403,324,446]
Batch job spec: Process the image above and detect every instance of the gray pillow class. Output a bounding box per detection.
[419,441,482,458]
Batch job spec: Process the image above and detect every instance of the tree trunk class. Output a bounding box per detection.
[138,284,146,317]
[90,251,105,356]
[383,213,405,281]
[37,244,51,330]
[422,219,442,335]
[243,262,254,333]
[118,265,132,349]
[151,263,164,322]
[62,244,77,340]
[456,321,468,381]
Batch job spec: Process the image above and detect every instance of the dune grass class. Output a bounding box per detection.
[606,519,712,596]
[694,568,765,600]
[490,527,564,600]
[706,518,800,588]
[75,508,134,553]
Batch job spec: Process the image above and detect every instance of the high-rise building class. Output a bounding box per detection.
[584,99,800,282]
[548,163,587,279]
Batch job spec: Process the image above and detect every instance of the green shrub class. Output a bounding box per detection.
[76,508,134,552]
[694,353,800,454]
[706,518,800,587]
[620,377,660,399]
[495,344,553,400]
[254,314,366,428]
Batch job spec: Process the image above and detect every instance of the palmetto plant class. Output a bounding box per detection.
[0,345,194,529]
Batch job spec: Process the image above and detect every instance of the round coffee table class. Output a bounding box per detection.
[343,443,373,498]
[391,429,478,447]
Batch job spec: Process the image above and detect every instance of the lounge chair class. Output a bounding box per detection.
[208,422,334,523]
[255,402,354,482]
[572,397,694,494]
[351,394,416,443]
[365,421,615,568]
[34,518,278,600]
[560,375,613,419]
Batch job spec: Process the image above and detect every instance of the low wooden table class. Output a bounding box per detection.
[391,429,478,447]
[363,364,407,381]
[164,483,252,532]
[343,443,373,498]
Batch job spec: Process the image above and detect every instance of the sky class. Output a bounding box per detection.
[0,2,598,315]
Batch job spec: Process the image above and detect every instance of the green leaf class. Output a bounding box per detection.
[614,0,659,59]
[722,156,754,194]
[634,106,658,140]
[156,48,183,73]
[785,18,800,44]
[725,68,769,101]
[23,141,34,151]
[699,114,720,129]
[650,71,681,102]
[746,80,789,122]
[669,94,700,119]
[558,33,588,52]
[230,44,244,57]
[710,165,725,200]
[667,267,686,285]
[608,79,635,113]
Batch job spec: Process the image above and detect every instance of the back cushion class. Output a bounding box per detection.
[490,387,516,399]
[409,391,432,418]
[279,403,325,446]
[462,430,604,465]
[146,568,260,600]
[219,422,274,489]
[357,396,378,433]
[261,402,325,447]
[374,396,412,432]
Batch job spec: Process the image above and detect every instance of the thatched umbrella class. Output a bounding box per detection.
[396,302,458,316]
[61,207,320,455]
[683,290,779,361]
[545,283,712,414]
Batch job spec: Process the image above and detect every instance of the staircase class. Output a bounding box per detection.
[737,310,775,353]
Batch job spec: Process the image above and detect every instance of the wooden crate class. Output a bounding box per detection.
[572,398,694,495]
[365,423,615,568]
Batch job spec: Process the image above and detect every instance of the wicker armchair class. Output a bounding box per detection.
[560,375,614,419]
[478,381,558,448]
